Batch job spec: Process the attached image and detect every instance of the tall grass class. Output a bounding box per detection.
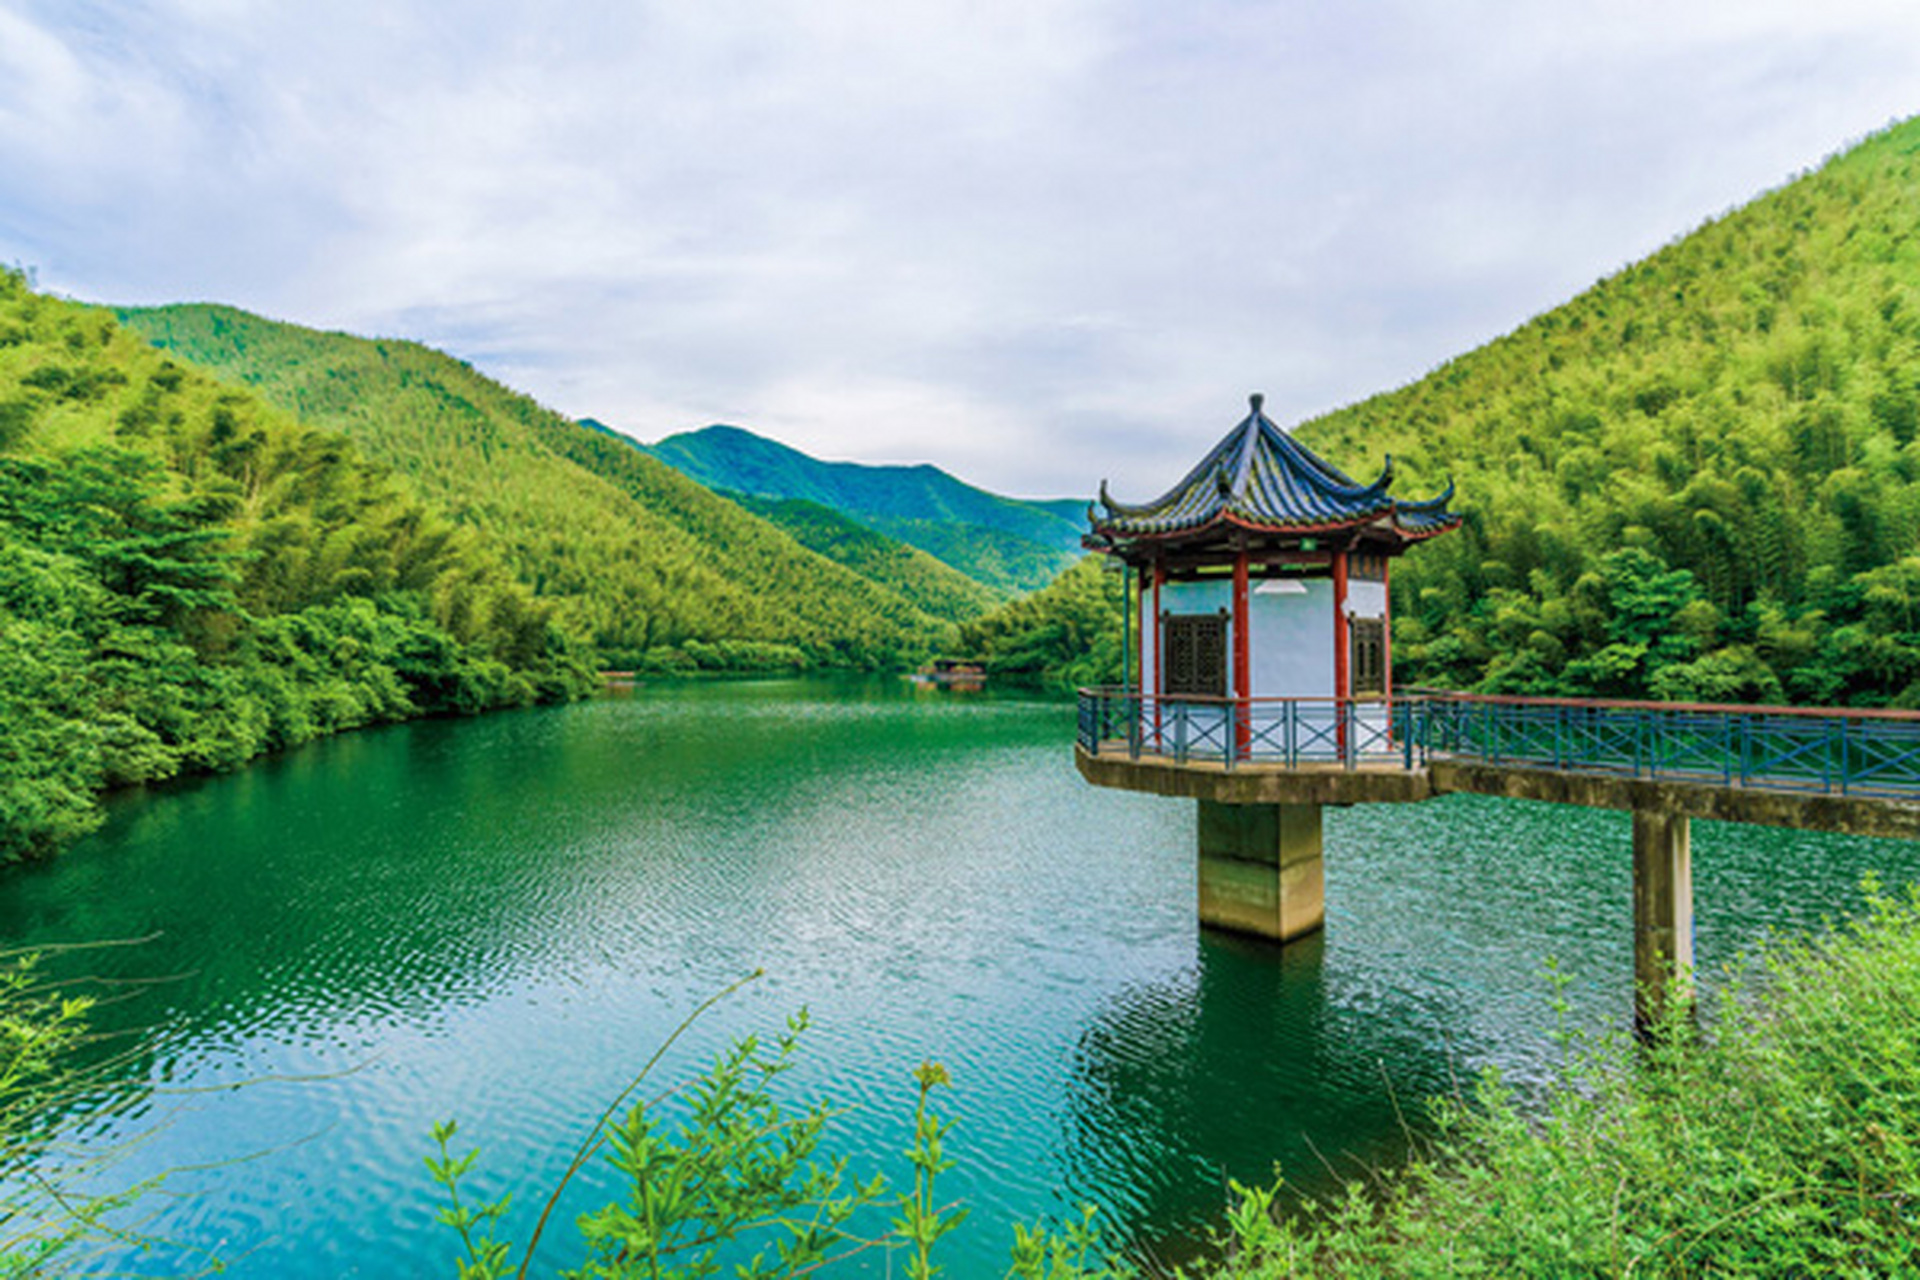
[1214,878,1920,1277]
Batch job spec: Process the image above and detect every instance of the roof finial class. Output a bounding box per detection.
[1249,392,1265,416]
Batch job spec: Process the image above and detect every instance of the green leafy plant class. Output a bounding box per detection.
[0,946,172,1274]
[426,1119,512,1280]
[1201,880,1920,1278]
[430,1013,881,1280]
[893,1061,968,1280]
[428,979,1128,1279]
[569,1011,879,1280]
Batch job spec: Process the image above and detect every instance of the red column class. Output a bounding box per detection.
[1333,549,1350,757]
[1151,561,1165,749]
[1136,570,1146,694]
[1233,550,1251,759]
[1382,555,1394,706]
[1332,550,1350,701]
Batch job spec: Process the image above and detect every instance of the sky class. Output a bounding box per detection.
[3,2,1920,500]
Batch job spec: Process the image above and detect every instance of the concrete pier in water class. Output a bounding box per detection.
[1632,810,1693,1034]
[1076,737,1920,1033]
[1196,800,1326,941]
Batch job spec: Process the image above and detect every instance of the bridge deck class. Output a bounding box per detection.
[1076,689,1920,838]
[1077,689,1920,1030]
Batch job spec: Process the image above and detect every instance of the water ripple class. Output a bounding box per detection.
[4,679,1917,1276]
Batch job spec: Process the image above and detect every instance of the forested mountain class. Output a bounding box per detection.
[0,269,592,860]
[967,118,1920,704]
[957,556,1123,689]
[117,307,957,672]
[1288,116,1920,707]
[633,423,1085,593]
[726,493,1003,623]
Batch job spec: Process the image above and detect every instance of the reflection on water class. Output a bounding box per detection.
[1066,933,1460,1266]
[0,678,1916,1276]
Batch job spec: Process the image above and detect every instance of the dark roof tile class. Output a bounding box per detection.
[1090,396,1458,544]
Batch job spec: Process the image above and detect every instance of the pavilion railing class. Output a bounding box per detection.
[1075,688,1920,798]
[1075,690,1411,771]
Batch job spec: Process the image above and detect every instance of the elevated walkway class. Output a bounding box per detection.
[1076,688,1920,1030]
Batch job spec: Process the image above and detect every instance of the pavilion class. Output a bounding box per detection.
[1080,393,1460,940]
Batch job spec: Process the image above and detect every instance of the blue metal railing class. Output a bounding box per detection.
[1075,690,1409,773]
[1076,688,1920,799]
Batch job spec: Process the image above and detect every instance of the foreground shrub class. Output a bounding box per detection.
[0,948,165,1272]
[1213,879,1920,1277]
[429,982,1124,1279]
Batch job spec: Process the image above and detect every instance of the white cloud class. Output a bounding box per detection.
[4,0,1920,497]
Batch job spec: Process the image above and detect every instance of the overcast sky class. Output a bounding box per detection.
[4,2,1919,498]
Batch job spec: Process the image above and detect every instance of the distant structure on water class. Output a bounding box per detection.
[911,658,987,691]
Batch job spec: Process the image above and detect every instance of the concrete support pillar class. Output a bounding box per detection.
[1197,800,1325,942]
[1632,810,1694,1036]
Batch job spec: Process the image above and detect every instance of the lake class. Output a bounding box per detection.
[4,677,1916,1276]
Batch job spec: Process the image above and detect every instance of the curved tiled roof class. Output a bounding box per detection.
[1089,394,1459,545]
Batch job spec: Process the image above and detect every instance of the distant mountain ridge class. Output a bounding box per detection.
[606,421,1087,594]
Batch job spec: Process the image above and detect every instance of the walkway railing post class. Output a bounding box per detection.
[1722,713,1734,786]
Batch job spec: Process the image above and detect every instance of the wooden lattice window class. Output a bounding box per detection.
[1165,613,1227,697]
[1350,616,1386,696]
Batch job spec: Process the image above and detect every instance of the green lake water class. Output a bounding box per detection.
[5,677,1918,1276]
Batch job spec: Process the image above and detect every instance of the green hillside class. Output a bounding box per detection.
[727,494,1005,622]
[1293,116,1920,707]
[0,269,591,860]
[1030,495,1095,527]
[957,555,1124,689]
[117,307,955,672]
[637,423,1084,593]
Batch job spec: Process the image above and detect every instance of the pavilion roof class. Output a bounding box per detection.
[1087,394,1458,549]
